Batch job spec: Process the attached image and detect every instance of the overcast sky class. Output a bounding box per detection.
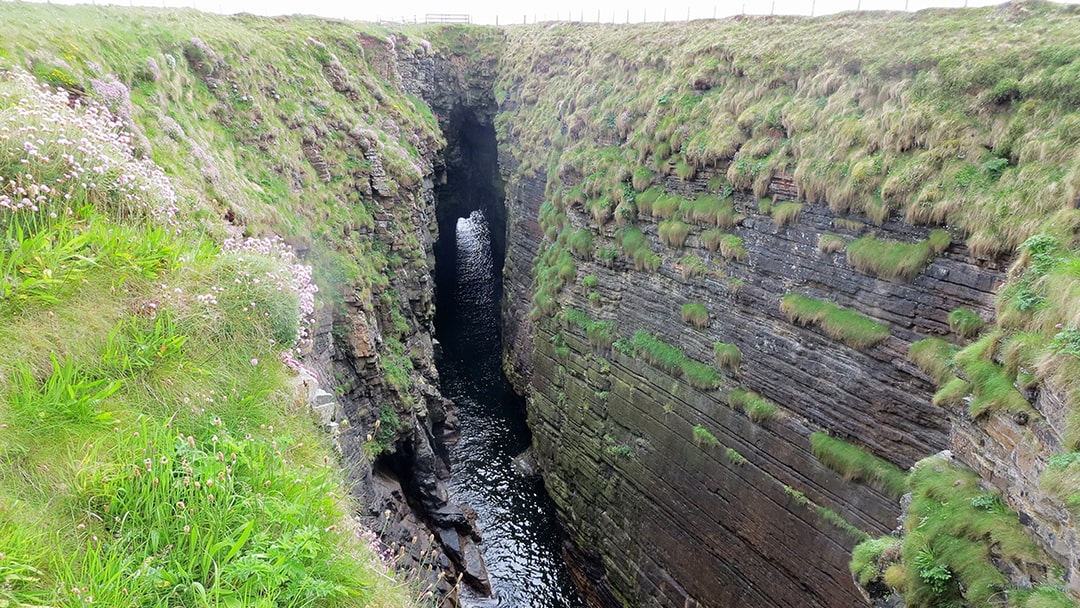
[24,0,1080,25]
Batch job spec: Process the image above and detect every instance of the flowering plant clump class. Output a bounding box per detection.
[222,235,319,349]
[0,67,177,225]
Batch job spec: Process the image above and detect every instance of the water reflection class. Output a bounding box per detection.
[436,210,585,608]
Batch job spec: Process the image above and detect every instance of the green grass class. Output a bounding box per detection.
[1011,587,1079,608]
[785,486,869,543]
[933,377,972,408]
[725,447,748,466]
[885,456,1046,608]
[728,388,779,423]
[629,330,721,390]
[833,218,866,232]
[850,537,901,587]
[679,254,709,279]
[561,306,617,348]
[772,202,803,227]
[952,332,1033,419]
[692,424,720,448]
[701,228,728,252]
[619,225,662,272]
[680,302,709,329]
[718,234,749,261]
[680,194,735,228]
[568,228,595,256]
[846,230,950,282]
[500,5,1080,258]
[908,338,958,386]
[947,308,986,339]
[659,219,690,247]
[634,186,663,216]
[1040,452,1080,517]
[810,432,908,499]
[501,9,1080,457]
[780,294,890,349]
[713,342,741,374]
[652,193,684,219]
[632,166,654,191]
[818,234,846,254]
[0,12,459,605]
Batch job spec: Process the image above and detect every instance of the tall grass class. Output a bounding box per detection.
[680,302,709,328]
[713,342,741,374]
[692,424,720,448]
[680,194,735,228]
[658,219,690,248]
[952,332,1032,419]
[810,432,908,499]
[947,308,985,339]
[728,388,779,423]
[846,230,950,282]
[886,456,1045,608]
[780,294,890,349]
[0,60,415,606]
[772,202,803,227]
[908,338,958,386]
[629,330,721,390]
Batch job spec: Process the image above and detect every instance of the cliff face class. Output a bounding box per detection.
[496,4,1080,606]
[503,166,1002,606]
[9,4,1080,607]
[0,7,499,599]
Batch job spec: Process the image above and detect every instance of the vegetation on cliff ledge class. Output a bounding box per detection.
[498,2,1080,257]
[857,455,1050,608]
[810,432,908,499]
[0,67,416,606]
[0,4,459,604]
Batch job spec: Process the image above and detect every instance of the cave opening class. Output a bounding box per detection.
[431,105,585,605]
[433,105,506,327]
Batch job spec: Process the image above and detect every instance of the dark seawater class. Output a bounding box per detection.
[435,210,585,608]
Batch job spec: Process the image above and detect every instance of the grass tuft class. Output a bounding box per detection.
[909,338,958,385]
[725,447,748,466]
[772,202,803,227]
[680,302,709,328]
[692,424,720,448]
[810,432,908,498]
[561,306,617,348]
[818,234,846,254]
[681,194,735,228]
[846,230,950,282]
[713,342,741,374]
[629,330,721,390]
[952,333,1032,418]
[568,228,595,257]
[780,294,890,349]
[679,254,709,279]
[718,234,749,261]
[728,388,779,423]
[947,308,985,339]
[659,219,690,248]
[851,537,902,587]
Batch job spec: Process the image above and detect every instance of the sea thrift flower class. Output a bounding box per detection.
[0,68,178,223]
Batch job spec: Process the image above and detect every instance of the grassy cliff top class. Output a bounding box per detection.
[496,3,1080,448]
[0,4,449,605]
[496,0,1080,256]
[1,2,444,303]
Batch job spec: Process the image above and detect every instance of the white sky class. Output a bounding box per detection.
[22,0,1080,25]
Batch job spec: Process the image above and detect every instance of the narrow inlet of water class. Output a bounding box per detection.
[434,210,585,608]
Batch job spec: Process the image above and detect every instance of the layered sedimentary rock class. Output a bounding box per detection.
[493,6,1080,604]
[502,162,1005,605]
